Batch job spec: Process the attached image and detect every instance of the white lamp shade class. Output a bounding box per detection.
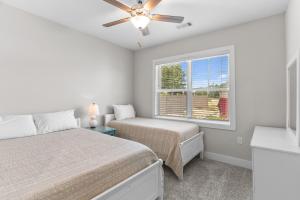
[88,103,99,116]
[130,15,150,30]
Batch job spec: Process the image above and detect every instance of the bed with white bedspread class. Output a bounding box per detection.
[0,128,163,200]
[106,116,204,179]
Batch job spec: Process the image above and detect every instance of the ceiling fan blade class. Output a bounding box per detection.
[103,17,130,27]
[144,0,162,11]
[151,14,184,23]
[141,27,150,36]
[103,0,131,13]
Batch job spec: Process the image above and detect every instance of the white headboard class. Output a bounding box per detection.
[104,114,115,126]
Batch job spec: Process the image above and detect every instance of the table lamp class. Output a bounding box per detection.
[88,103,99,128]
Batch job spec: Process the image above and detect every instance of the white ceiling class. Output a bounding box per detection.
[1,0,289,50]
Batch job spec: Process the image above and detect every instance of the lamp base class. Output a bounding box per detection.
[89,119,98,128]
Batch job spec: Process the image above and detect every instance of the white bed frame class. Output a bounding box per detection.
[92,159,164,200]
[104,114,204,169]
[180,132,204,166]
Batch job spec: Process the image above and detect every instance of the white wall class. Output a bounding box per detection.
[286,0,300,61]
[133,15,286,160]
[0,4,134,125]
[0,2,288,161]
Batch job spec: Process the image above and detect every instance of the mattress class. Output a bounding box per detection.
[0,128,158,200]
[108,117,200,179]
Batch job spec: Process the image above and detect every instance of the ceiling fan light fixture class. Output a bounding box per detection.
[130,15,150,30]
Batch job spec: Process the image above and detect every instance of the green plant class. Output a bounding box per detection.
[161,64,186,89]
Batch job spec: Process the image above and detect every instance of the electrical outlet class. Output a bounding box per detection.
[237,136,243,145]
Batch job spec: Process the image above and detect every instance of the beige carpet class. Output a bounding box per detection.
[164,158,252,200]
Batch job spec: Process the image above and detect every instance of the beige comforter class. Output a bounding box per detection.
[108,117,200,179]
[0,128,158,200]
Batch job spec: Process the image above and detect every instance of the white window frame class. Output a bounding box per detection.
[152,45,236,130]
[286,49,300,146]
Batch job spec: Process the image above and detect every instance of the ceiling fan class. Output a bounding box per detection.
[102,0,184,36]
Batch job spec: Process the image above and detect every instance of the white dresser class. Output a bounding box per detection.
[251,126,300,200]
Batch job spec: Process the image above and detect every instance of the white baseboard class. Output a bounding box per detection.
[204,152,252,170]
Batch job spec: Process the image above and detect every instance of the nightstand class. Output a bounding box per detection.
[85,126,116,136]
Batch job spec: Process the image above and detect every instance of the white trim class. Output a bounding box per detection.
[187,60,193,118]
[156,89,187,92]
[229,46,236,130]
[152,45,236,131]
[153,46,234,65]
[286,49,300,146]
[205,152,252,170]
[155,116,233,130]
[152,64,159,117]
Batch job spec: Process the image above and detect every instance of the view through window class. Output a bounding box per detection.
[155,49,233,126]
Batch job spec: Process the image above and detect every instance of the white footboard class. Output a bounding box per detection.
[180,132,204,166]
[92,159,164,200]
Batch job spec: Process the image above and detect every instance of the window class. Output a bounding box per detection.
[153,46,235,130]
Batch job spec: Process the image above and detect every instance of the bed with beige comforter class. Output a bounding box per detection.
[0,128,158,200]
[108,117,200,179]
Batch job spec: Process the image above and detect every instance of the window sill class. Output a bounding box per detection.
[154,116,236,131]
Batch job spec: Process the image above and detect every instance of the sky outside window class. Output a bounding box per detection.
[192,55,229,89]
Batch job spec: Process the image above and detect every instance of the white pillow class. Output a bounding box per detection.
[0,115,37,140]
[113,104,136,120]
[34,110,78,134]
